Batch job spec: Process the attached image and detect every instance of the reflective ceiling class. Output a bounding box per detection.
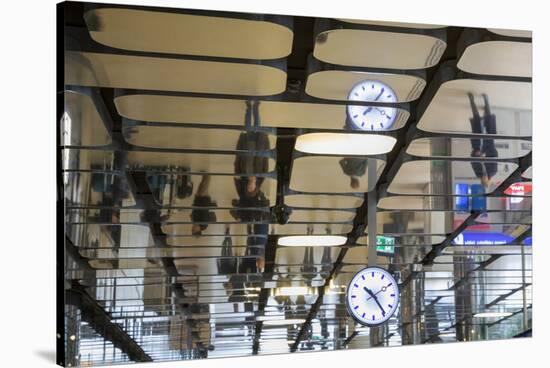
[59,2,532,366]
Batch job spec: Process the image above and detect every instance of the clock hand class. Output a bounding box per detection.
[364,287,386,315]
[374,88,385,102]
[362,107,372,115]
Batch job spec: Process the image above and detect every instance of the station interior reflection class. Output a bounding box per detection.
[59,2,532,366]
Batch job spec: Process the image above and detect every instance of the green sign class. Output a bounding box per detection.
[376,236,395,254]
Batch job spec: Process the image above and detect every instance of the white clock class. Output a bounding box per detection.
[346,266,399,326]
[347,79,398,131]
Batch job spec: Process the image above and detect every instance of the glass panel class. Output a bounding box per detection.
[417,79,532,136]
[145,173,276,207]
[65,51,287,96]
[458,41,532,78]
[290,156,386,193]
[85,8,293,59]
[127,151,276,174]
[285,194,363,209]
[407,137,531,159]
[62,90,111,146]
[305,71,426,102]
[63,172,136,207]
[313,29,446,69]
[387,160,517,195]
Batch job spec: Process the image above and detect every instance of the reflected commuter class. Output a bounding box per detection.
[468,92,498,189]
[191,174,218,236]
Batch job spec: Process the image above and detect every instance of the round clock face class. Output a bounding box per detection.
[347,80,398,131]
[346,266,399,326]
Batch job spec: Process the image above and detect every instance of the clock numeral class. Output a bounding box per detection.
[388,304,393,308]
[362,313,365,318]
[381,274,385,280]
[354,305,359,310]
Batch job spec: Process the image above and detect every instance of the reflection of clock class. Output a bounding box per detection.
[347,80,398,131]
[346,266,399,326]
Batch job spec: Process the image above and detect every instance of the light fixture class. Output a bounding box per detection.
[278,235,347,247]
[276,286,310,296]
[295,132,396,155]
[263,318,306,326]
[473,312,513,318]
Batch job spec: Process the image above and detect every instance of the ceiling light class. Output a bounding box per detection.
[263,318,306,326]
[295,133,396,155]
[276,286,310,296]
[278,235,347,247]
[473,312,513,318]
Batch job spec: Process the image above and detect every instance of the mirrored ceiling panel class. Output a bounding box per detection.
[522,166,532,179]
[270,224,353,235]
[65,51,287,96]
[453,224,530,245]
[387,160,518,196]
[275,247,339,266]
[313,29,446,69]
[259,101,409,131]
[417,79,532,136]
[458,41,532,78]
[288,209,355,223]
[62,148,115,171]
[378,195,532,212]
[407,137,531,159]
[364,211,469,235]
[85,8,293,59]
[487,28,532,38]
[290,156,386,193]
[127,151,276,174]
[61,90,111,146]
[475,211,531,224]
[285,194,363,209]
[337,19,446,29]
[67,224,154,248]
[145,173,276,207]
[160,208,271,224]
[63,172,136,207]
[115,94,409,131]
[166,235,265,247]
[356,234,445,246]
[162,223,263,236]
[123,125,276,152]
[305,71,426,102]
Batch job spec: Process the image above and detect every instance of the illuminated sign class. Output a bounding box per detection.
[376,235,395,254]
[453,232,513,245]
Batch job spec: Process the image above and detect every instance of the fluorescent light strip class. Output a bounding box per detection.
[473,312,513,318]
[295,132,397,155]
[263,318,306,326]
[278,235,347,247]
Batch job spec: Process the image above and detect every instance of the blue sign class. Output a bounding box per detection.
[453,232,514,245]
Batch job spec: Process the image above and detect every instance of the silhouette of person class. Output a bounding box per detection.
[468,92,498,189]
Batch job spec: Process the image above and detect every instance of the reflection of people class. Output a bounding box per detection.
[232,131,271,272]
[191,174,217,236]
[339,157,367,189]
[468,93,498,189]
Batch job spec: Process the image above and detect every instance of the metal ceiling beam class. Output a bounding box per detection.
[65,282,153,362]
